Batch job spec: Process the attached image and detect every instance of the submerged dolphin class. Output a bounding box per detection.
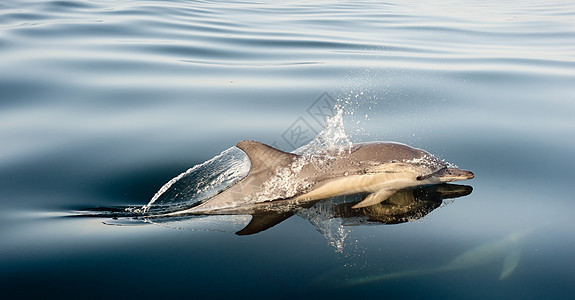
[346,229,531,285]
[174,140,474,214]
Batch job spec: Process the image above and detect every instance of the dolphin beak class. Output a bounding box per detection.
[436,168,474,182]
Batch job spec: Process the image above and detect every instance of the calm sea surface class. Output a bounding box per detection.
[1,0,574,299]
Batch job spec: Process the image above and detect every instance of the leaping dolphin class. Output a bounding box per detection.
[171,140,474,215]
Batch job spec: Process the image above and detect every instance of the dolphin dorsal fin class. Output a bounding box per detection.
[236,140,298,174]
[236,212,295,235]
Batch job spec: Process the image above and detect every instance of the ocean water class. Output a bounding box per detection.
[1,0,574,299]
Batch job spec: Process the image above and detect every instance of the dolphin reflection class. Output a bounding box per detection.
[79,184,472,239]
[232,183,472,235]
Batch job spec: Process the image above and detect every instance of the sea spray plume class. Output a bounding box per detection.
[293,106,352,156]
[296,198,350,253]
[139,106,349,215]
[139,147,250,214]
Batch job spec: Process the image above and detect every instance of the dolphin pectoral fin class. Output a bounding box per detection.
[352,189,399,209]
[235,211,294,236]
[499,247,521,280]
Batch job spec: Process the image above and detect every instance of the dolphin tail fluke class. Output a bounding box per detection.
[352,189,399,209]
[499,247,521,280]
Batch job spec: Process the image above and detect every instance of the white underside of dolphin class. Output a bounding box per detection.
[169,140,474,215]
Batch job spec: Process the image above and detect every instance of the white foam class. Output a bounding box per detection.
[141,104,357,214]
[139,147,250,213]
[294,105,352,156]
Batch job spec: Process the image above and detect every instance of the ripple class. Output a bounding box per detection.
[180,60,321,67]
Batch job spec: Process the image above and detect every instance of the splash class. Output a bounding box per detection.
[139,147,250,214]
[247,157,314,203]
[297,196,351,253]
[294,105,352,156]
[239,106,353,205]
[129,103,354,251]
[140,104,352,214]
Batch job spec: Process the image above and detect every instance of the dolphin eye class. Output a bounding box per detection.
[417,174,432,180]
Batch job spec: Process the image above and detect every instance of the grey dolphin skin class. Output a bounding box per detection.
[174,140,474,215]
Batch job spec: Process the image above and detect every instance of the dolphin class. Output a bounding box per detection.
[170,140,474,215]
[345,229,531,285]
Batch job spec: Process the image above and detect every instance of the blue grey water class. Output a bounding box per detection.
[1,0,574,298]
